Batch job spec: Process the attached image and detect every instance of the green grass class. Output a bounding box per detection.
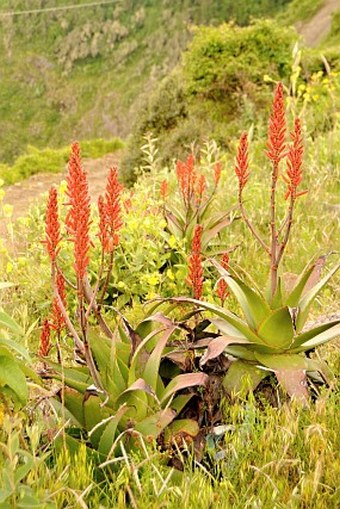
[0,138,124,185]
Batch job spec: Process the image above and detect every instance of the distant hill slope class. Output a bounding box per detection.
[298,0,340,46]
[0,0,293,163]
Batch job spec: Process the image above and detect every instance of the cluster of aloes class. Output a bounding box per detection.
[179,83,339,404]
[40,142,208,460]
[161,153,235,251]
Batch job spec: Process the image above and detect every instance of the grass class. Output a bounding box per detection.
[0,138,124,185]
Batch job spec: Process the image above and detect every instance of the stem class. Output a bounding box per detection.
[276,194,295,268]
[98,250,115,309]
[238,192,270,255]
[79,278,105,392]
[83,277,114,339]
[85,248,105,319]
[51,264,85,355]
[270,162,279,299]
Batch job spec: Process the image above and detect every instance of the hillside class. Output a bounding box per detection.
[0,0,294,163]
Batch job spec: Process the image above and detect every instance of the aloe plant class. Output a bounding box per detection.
[45,312,207,459]
[170,256,339,403]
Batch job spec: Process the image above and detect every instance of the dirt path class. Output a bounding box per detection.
[0,151,122,241]
[297,0,340,46]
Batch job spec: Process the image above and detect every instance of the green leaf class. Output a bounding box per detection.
[170,394,194,414]
[0,311,24,335]
[164,419,200,444]
[98,405,129,457]
[143,326,176,391]
[62,387,86,427]
[222,360,267,395]
[84,393,111,447]
[291,322,340,353]
[169,297,263,343]
[0,355,27,404]
[257,307,294,349]
[44,361,91,393]
[134,408,176,439]
[160,373,208,404]
[296,263,340,331]
[254,352,308,370]
[211,260,270,329]
[285,256,325,307]
[0,338,31,362]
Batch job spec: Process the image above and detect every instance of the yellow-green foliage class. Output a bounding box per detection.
[0,138,124,185]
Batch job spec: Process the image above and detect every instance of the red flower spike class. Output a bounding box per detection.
[266,82,286,167]
[44,187,61,263]
[39,319,51,357]
[65,142,91,281]
[176,154,197,204]
[213,162,222,185]
[187,224,204,300]
[160,180,168,201]
[284,118,305,200]
[51,271,67,334]
[235,132,250,192]
[195,174,206,206]
[103,167,123,252]
[217,253,230,305]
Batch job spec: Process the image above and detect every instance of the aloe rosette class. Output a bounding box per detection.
[172,257,340,403]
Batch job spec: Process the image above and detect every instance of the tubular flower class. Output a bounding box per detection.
[235,132,250,192]
[195,174,206,206]
[187,224,204,300]
[99,167,123,253]
[284,118,306,200]
[44,187,61,263]
[176,154,196,204]
[39,319,51,357]
[266,82,286,167]
[51,270,67,333]
[160,180,168,201]
[213,161,222,185]
[216,253,230,305]
[65,142,91,281]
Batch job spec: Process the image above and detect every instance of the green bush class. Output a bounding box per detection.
[0,138,124,185]
[183,20,296,100]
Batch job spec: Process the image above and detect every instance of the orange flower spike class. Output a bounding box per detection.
[213,161,222,185]
[266,82,286,168]
[160,180,168,201]
[51,271,67,333]
[187,224,204,300]
[104,167,123,251]
[45,187,61,263]
[284,118,306,200]
[217,252,230,305]
[65,142,91,281]
[98,195,109,252]
[235,132,250,193]
[195,174,206,206]
[39,319,51,357]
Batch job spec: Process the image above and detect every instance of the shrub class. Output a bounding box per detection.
[183,20,296,101]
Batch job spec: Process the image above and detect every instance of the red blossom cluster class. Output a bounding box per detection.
[216,253,230,305]
[187,224,204,300]
[65,142,91,281]
[98,168,123,253]
[266,82,286,168]
[195,174,206,206]
[284,118,306,200]
[51,270,67,334]
[213,162,222,185]
[44,187,61,263]
[160,180,168,201]
[235,132,250,192]
[39,319,51,357]
[176,154,196,204]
